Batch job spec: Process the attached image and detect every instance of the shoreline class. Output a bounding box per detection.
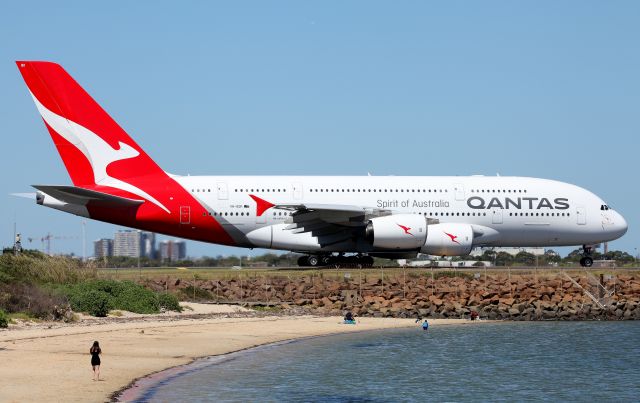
[115,320,489,402]
[114,335,333,402]
[0,304,479,403]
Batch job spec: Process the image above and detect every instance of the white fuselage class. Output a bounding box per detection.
[175,175,627,253]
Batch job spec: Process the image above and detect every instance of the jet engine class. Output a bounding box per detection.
[420,223,473,256]
[365,214,428,249]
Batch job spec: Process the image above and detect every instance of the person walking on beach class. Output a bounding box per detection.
[90,341,101,381]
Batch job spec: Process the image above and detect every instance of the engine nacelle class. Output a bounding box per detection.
[366,214,427,249]
[420,223,473,256]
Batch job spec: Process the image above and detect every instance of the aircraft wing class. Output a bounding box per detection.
[275,203,392,246]
[32,185,145,208]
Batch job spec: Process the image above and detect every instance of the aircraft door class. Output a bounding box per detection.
[454,184,465,201]
[217,182,228,200]
[576,206,586,225]
[292,182,303,200]
[180,206,190,224]
[492,209,503,224]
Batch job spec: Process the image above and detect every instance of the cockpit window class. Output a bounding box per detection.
[600,204,611,211]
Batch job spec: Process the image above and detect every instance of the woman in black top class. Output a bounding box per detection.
[90,341,101,381]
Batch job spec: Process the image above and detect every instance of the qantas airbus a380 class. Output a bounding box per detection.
[15,61,628,267]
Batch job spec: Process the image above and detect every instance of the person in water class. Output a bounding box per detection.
[344,311,355,323]
[90,341,101,381]
[422,319,429,331]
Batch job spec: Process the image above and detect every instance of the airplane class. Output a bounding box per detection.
[14,61,628,268]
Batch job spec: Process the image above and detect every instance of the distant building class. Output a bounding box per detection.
[93,238,113,258]
[470,247,546,257]
[159,240,186,261]
[141,232,156,258]
[113,230,156,258]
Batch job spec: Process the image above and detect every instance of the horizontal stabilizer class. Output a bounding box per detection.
[32,185,144,208]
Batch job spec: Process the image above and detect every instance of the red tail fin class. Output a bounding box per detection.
[17,61,236,245]
[16,61,164,187]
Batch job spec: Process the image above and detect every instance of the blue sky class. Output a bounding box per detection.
[1,2,638,258]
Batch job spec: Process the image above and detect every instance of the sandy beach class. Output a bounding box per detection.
[0,304,477,402]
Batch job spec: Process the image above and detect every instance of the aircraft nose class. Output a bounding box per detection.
[613,211,628,238]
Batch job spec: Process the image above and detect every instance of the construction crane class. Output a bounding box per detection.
[39,233,78,256]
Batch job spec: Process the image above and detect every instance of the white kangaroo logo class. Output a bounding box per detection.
[30,92,170,214]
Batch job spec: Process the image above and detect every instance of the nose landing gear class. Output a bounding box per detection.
[580,245,594,267]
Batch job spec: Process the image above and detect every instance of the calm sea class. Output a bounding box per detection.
[125,322,640,402]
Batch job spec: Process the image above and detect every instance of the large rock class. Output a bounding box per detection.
[499,297,515,306]
[430,298,444,307]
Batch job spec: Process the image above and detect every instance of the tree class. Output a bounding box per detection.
[544,249,561,264]
[480,250,496,262]
[494,252,513,266]
[514,251,536,266]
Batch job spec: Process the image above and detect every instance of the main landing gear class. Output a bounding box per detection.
[297,254,374,268]
[580,245,594,267]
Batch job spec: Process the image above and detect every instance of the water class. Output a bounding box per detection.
[128,322,640,402]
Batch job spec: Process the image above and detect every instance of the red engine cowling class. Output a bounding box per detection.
[421,223,474,256]
[366,214,428,249]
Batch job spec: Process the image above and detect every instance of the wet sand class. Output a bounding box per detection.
[0,304,475,403]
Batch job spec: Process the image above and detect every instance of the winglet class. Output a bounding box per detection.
[249,194,275,216]
[10,192,37,199]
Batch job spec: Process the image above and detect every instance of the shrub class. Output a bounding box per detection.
[63,280,181,315]
[0,309,8,328]
[158,292,182,312]
[69,289,112,317]
[112,283,159,314]
[0,283,69,319]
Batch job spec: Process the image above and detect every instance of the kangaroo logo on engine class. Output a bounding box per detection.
[397,224,413,236]
[444,232,460,244]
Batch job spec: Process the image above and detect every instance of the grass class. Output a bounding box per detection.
[250,305,283,312]
[7,312,39,321]
[95,266,636,284]
[0,253,96,284]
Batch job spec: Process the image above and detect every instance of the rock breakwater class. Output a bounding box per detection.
[146,271,640,320]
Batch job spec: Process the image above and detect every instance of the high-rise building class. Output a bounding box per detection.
[114,230,139,257]
[159,240,187,261]
[141,232,156,258]
[113,230,156,258]
[93,238,113,258]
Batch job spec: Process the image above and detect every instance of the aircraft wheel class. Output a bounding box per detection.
[297,256,309,267]
[580,256,593,267]
[321,255,332,266]
[307,255,320,267]
[362,256,374,267]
